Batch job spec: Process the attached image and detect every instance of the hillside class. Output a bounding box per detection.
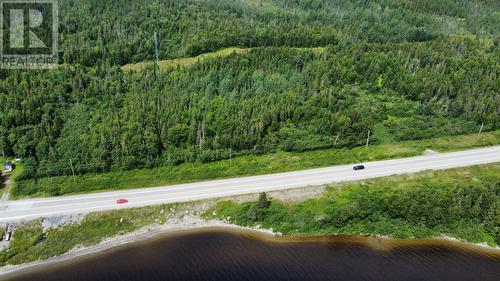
[122,48,249,72]
[0,0,498,191]
[55,0,500,66]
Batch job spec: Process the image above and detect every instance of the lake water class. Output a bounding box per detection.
[4,228,500,281]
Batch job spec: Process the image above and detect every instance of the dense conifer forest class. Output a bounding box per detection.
[0,0,499,182]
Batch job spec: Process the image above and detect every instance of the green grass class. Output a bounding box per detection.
[0,159,23,198]
[8,162,23,194]
[406,130,500,152]
[122,47,249,72]
[207,164,500,246]
[0,204,176,266]
[11,130,499,199]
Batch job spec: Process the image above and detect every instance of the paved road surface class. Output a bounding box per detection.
[0,146,499,222]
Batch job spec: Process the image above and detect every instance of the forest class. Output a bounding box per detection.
[0,0,499,185]
[56,0,500,66]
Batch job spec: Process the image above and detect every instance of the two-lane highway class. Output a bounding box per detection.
[1,146,499,222]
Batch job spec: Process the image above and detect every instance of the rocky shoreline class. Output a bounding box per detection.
[0,215,276,279]
[2,216,500,279]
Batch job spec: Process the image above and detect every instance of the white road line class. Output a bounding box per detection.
[3,146,498,205]
[3,152,496,213]
[0,146,499,222]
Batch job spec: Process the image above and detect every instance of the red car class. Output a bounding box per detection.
[116,199,129,204]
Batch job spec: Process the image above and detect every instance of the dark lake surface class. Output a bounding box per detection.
[4,228,500,281]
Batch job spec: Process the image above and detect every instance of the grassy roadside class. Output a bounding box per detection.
[2,164,498,267]
[6,163,23,197]
[11,130,500,199]
[207,164,500,247]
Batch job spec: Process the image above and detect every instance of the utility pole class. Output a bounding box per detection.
[478,122,485,137]
[69,159,75,177]
[334,133,340,146]
[153,32,159,76]
[365,130,371,149]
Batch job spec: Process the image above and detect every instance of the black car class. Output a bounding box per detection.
[353,165,365,171]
